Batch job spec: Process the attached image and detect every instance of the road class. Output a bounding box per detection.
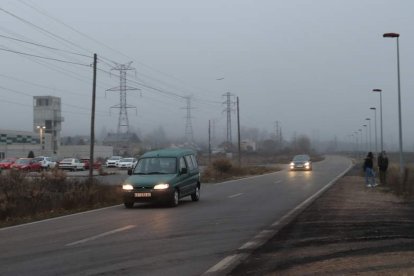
[0,155,351,276]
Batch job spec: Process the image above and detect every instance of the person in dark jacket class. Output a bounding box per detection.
[378,151,389,185]
[363,152,376,187]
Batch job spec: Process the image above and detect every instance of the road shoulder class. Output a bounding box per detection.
[230,166,414,275]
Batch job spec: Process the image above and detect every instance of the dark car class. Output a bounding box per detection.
[122,148,200,208]
[290,154,312,171]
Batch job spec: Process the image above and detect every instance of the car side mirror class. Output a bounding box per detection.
[180,167,187,175]
[128,169,132,175]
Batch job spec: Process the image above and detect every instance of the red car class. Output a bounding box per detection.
[0,157,17,169]
[80,158,102,170]
[10,158,42,171]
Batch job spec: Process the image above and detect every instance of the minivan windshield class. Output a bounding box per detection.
[133,157,176,174]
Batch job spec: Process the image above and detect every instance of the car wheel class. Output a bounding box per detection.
[170,189,179,207]
[124,201,134,208]
[191,186,200,202]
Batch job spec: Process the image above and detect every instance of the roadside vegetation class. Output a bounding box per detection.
[201,158,281,183]
[0,169,122,228]
[384,164,414,199]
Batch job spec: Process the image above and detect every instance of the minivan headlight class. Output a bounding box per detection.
[122,184,134,190]
[154,183,169,190]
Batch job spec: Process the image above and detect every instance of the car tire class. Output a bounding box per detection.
[170,189,179,207]
[124,201,134,208]
[191,186,200,202]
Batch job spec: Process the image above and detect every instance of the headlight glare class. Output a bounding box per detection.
[122,184,134,190]
[154,183,169,190]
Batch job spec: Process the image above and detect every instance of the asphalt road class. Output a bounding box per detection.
[0,155,351,276]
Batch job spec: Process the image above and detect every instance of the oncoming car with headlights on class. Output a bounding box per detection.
[290,154,312,171]
[122,148,201,208]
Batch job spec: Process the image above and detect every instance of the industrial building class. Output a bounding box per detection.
[0,95,113,160]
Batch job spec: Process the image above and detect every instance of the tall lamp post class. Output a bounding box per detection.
[37,125,46,153]
[383,32,404,177]
[370,107,378,154]
[365,118,372,152]
[358,129,363,157]
[372,89,383,152]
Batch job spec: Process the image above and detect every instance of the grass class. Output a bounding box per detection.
[201,158,281,183]
[0,169,122,228]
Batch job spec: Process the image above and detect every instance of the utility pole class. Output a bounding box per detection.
[89,53,97,181]
[208,120,211,164]
[237,96,241,167]
[183,96,194,144]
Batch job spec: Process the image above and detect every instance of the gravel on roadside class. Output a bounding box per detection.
[230,165,414,275]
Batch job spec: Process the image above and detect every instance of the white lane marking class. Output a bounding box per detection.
[228,193,243,199]
[65,225,135,247]
[204,254,248,273]
[274,180,282,184]
[203,158,354,275]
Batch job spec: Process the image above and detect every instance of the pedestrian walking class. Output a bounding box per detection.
[378,151,389,185]
[363,152,376,187]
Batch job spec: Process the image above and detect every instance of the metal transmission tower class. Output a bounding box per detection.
[106,62,138,135]
[223,92,235,144]
[183,96,194,143]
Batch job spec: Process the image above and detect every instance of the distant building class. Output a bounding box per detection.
[33,96,63,154]
[103,132,141,156]
[241,140,257,152]
[0,129,43,159]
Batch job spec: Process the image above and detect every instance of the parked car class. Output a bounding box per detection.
[122,148,200,208]
[58,158,85,171]
[33,156,57,169]
[10,158,42,171]
[0,157,17,169]
[105,156,122,167]
[290,154,312,171]
[117,157,137,169]
[80,158,102,170]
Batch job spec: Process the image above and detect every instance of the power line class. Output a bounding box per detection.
[0,33,91,57]
[0,6,92,57]
[0,46,91,66]
[17,0,219,100]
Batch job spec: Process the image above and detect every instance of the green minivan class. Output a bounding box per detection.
[122,148,201,208]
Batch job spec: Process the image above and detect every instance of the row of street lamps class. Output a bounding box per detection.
[352,33,403,179]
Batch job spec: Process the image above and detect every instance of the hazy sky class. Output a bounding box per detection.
[1,0,414,150]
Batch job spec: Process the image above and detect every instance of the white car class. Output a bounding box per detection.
[58,158,85,171]
[117,158,137,169]
[106,156,122,167]
[33,156,57,169]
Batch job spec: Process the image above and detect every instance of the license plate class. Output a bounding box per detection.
[134,192,151,198]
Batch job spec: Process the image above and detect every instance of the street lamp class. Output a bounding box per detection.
[363,124,368,152]
[373,89,383,152]
[365,118,372,152]
[383,32,404,177]
[358,128,363,157]
[36,125,46,152]
[370,107,378,154]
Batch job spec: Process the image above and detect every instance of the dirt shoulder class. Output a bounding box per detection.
[230,165,414,275]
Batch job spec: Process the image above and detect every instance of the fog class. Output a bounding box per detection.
[1,0,414,151]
